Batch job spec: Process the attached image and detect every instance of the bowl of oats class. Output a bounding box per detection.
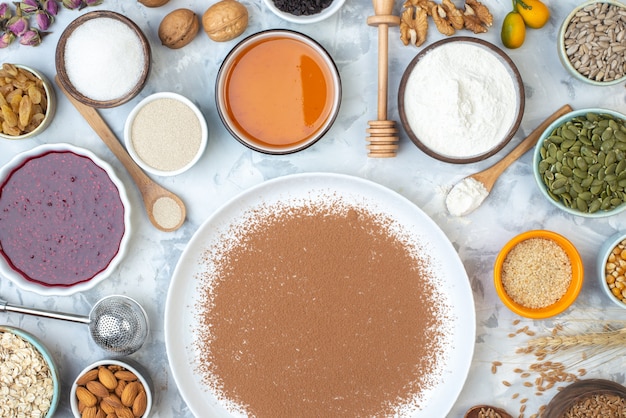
[0,326,60,417]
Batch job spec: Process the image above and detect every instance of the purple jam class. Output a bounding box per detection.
[0,150,126,287]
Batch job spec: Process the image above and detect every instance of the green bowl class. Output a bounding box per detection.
[532,108,626,218]
[0,326,60,417]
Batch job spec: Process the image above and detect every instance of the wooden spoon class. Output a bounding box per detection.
[446,104,572,216]
[55,76,186,232]
[470,104,573,193]
[464,404,513,418]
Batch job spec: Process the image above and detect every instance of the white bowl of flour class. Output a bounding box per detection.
[398,37,525,164]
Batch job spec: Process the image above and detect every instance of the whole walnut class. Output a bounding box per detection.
[138,0,170,7]
[202,0,249,42]
[158,8,200,49]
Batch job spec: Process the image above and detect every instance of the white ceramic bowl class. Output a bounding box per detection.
[558,0,626,86]
[0,143,131,295]
[0,325,60,418]
[597,232,626,308]
[533,108,626,218]
[0,64,56,140]
[262,0,345,23]
[215,29,342,154]
[70,358,153,418]
[124,92,208,176]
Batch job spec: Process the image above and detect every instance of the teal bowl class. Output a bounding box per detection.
[533,108,626,218]
[0,325,60,417]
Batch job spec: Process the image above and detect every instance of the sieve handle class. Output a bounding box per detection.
[0,299,90,324]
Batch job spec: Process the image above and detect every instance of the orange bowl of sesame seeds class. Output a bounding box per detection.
[598,232,626,309]
[494,230,584,319]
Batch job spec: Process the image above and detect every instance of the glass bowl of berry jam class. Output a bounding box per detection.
[0,143,131,295]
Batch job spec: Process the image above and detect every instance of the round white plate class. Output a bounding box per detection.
[165,172,475,417]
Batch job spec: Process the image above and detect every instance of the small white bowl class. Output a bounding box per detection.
[0,325,60,418]
[0,143,131,296]
[0,64,56,140]
[124,92,208,176]
[597,232,626,308]
[262,0,345,23]
[70,358,153,418]
[558,0,626,86]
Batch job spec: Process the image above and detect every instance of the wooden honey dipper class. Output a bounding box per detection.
[367,0,401,158]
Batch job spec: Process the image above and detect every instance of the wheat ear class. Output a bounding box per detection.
[525,327,626,351]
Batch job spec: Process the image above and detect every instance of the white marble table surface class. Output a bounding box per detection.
[2,0,626,416]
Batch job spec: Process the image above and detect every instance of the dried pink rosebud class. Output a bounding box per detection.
[6,15,28,36]
[0,3,12,20]
[83,0,101,6]
[61,0,82,9]
[0,31,15,47]
[14,0,39,14]
[33,9,51,30]
[18,27,43,45]
[42,0,57,15]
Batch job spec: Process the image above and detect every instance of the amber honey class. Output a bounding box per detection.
[221,32,338,152]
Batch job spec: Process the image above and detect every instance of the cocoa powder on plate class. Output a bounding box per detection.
[194,196,450,417]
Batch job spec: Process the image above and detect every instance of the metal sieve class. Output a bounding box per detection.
[0,295,149,356]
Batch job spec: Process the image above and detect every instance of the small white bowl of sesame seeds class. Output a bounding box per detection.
[597,232,626,308]
[124,92,208,177]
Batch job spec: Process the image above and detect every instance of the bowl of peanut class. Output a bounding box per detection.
[598,232,626,308]
[0,63,56,140]
[70,358,153,418]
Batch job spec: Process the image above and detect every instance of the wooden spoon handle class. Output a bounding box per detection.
[473,104,573,190]
[55,76,186,231]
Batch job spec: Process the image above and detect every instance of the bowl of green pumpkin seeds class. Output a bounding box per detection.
[533,108,626,217]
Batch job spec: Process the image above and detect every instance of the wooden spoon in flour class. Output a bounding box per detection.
[446,104,573,217]
[55,76,186,232]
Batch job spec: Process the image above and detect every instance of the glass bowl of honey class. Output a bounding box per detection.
[215,29,342,154]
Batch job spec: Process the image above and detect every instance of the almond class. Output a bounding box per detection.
[100,400,116,415]
[76,386,98,408]
[76,369,99,386]
[132,390,148,417]
[98,366,118,390]
[101,393,123,410]
[95,408,106,418]
[115,380,127,399]
[114,370,138,382]
[115,406,135,418]
[121,381,142,407]
[81,406,97,418]
[86,380,110,399]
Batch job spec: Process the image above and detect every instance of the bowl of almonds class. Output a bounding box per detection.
[70,359,153,418]
[0,63,55,140]
[558,0,626,86]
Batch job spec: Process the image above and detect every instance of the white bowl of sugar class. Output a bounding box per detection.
[55,11,151,108]
[124,92,208,177]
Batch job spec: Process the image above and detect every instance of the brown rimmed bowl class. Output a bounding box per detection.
[398,37,525,164]
[55,10,151,108]
[543,379,626,417]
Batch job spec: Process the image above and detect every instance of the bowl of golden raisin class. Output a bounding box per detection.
[0,63,55,140]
